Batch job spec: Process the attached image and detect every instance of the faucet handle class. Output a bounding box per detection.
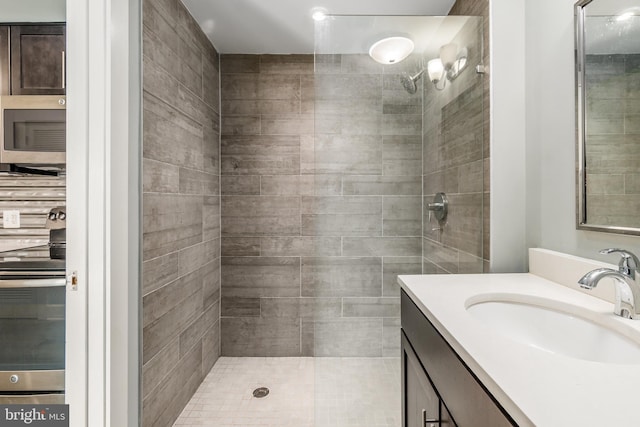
[599,248,640,278]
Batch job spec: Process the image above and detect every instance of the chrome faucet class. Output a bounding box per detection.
[578,248,640,319]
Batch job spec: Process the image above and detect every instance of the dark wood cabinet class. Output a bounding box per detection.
[0,26,9,95]
[401,290,517,427]
[10,25,65,95]
[402,333,456,427]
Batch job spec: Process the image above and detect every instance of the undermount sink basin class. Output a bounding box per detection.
[466,295,640,364]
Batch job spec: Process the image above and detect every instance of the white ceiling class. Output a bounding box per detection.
[315,15,470,59]
[180,0,457,54]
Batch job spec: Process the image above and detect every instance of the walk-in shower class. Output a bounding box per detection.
[168,11,485,427]
[308,13,484,426]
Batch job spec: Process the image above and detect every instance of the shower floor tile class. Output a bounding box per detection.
[173,357,401,427]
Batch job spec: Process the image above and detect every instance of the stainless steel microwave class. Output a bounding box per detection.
[0,95,66,165]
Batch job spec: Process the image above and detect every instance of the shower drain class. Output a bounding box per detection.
[253,387,270,398]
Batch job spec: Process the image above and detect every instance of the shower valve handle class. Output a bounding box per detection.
[428,192,448,223]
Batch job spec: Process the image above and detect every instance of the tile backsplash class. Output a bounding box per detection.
[0,175,65,254]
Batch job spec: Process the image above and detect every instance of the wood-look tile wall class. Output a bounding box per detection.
[220,54,422,357]
[585,54,640,227]
[449,0,490,270]
[422,17,486,274]
[142,0,220,425]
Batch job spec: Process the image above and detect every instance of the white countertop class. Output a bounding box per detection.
[398,272,640,427]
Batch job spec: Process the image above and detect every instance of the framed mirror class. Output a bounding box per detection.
[575,0,640,235]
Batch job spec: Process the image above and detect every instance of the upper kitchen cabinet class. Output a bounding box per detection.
[10,25,65,95]
[0,27,9,95]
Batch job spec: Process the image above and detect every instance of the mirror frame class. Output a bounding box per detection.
[575,0,640,236]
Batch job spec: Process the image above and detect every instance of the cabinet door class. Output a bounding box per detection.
[440,403,457,427]
[402,333,441,427]
[11,25,65,95]
[402,291,516,427]
[0,26,9,95]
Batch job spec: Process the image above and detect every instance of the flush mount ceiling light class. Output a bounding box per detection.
[368,36,415,65]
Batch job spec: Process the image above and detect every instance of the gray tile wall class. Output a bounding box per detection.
[422,17,486,274]
[585,54,640,228]
[142,0,220,425]
[220,54,422,357]
[449,0,490,270]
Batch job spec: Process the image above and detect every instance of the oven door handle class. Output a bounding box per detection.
[0,278,66,288]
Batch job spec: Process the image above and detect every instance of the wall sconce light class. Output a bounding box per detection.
[427,43,469,91]
[368,36,415,65]
[427,58,445,90]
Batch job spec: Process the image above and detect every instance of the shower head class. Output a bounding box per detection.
[400,69,425,95]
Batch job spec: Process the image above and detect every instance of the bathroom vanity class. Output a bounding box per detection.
[401,290,514,426]
[399,249,640,427]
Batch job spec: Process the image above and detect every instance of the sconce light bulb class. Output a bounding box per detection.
[439,43,458,70]
[427,58,444,83]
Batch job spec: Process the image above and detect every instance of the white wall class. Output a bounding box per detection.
[66,0,140,424]
[489,0,527,272]
[491,0,640,271]
[0,0,65,22]
[524,0,640,264]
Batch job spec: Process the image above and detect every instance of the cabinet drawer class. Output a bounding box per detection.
[401,290,516,427]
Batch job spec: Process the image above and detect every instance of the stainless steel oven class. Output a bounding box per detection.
[0,260,65,404]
